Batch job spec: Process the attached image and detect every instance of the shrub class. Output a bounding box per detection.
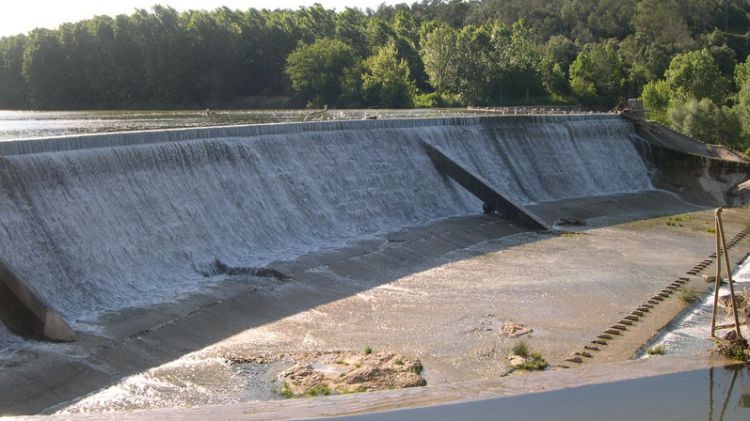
[511,340,529,357]
[647,344,665,355]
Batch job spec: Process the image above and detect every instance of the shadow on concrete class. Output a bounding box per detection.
[0,190,709,415]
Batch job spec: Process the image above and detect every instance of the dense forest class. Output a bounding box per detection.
[2,0,750,148]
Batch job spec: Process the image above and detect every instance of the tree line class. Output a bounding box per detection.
[1,1,750,148]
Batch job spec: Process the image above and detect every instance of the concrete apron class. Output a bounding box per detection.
[1,196,748,416]
[26,355,740,421]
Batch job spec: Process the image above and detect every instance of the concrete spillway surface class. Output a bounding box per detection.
[0,115,655,332]
[0,114,747,415]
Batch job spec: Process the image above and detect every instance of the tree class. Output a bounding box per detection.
[420,19,542,105]
[5,0,750,110]
[285,38,358,107]
[640,79,671,121]
[22,29,70,108]
[420,22,462,95]
[362,43,417,108]
[735,55,750,87]
[561,0,636,43]
[0,35,29,108]
[393,10,421,46]
[667,97,743,148]
[664,48,727,103]
[58,17,118,107]
[541,35,577,96]
[734,74,750,146]
[498,21,544,100]
[632,0,694,50]
[334,8,369,57]
[294,4,336,44]
[569,41,626,104]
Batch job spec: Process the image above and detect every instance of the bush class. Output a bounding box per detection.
[678,287,701,303]
[414,92,464,108]
[647,344,665,355]
[511,340,529,357]
[667,98,744,148]
[514,354,548,370]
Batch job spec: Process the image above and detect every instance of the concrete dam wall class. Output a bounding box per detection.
[0,115,685,340]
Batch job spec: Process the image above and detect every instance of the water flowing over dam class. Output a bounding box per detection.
[0,115,684,338]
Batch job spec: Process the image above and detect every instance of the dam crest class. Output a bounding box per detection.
[0,114,743,341]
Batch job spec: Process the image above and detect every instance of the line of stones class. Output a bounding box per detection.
[562,228,749,366]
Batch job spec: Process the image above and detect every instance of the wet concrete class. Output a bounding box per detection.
[25,356,745,421]
[1,191,748,416]
[334,363,750,421]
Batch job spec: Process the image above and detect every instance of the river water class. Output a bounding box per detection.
[0,109,482,140]
[644,257,750,357]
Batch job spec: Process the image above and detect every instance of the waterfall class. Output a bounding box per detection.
[423,116,653,205]
[0,115,654,326]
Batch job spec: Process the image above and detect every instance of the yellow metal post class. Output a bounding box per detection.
[710,207,743,340]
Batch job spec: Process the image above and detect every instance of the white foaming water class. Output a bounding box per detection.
[0,323,20,363]
[646,258,750,357]
[0,116,653,327]
[425,116,653,204]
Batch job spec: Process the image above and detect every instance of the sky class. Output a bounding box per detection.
[0,0,408,37]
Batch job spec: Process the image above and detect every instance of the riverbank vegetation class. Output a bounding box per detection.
[1,1,750,148]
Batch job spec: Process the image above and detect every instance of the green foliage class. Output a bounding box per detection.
[707,44,736,78]
[641,80,671,122]
[678,286,701,303]
[647,344,665,355]
[414,92,463,107]
[419,20,542,105]
[22,29,69,108]
[569,41,626,105]
[734,79,750,143]
[664,48,728,103]
[276,383,296,399]
[412,360,424,374]
[2,1,750,110]
[667,98,744,147]
[419,22,462,95]
[541,35,577,96]
[303,385,332,397]
[363,344,373,355]
[0,35,29,107]
[511,349,548,371]
[560,0,635,42]
[640,46,747,150]
[511,340,529,357]
[736,56,750,87]
[334,8,369,57]
[362,43,417,108]
[275,383,332,399]
[286,38,358,107]
[633,0,694,51]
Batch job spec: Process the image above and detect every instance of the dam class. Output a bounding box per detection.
[0,113,749,415]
